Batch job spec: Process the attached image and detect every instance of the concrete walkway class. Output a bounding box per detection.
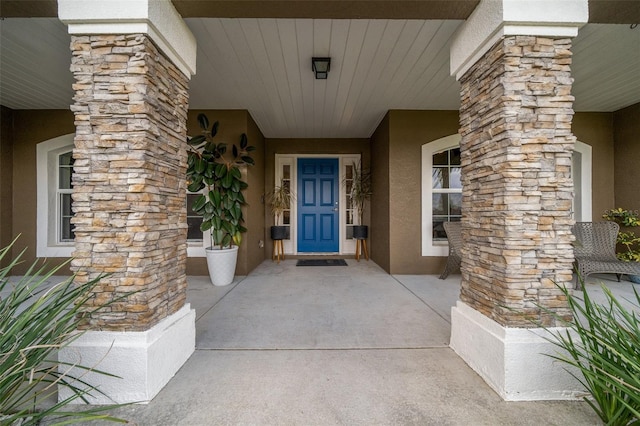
[101,259,613,425]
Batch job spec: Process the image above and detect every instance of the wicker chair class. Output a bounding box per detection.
[439,221,462,279]
[572,221,640,287]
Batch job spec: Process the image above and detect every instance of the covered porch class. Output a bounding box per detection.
[1,0,639,409]
[55,261,638,424]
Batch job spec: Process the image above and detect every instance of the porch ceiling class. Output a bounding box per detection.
[1,14,639,138]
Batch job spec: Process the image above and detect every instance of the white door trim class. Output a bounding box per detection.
[275,153,360,255]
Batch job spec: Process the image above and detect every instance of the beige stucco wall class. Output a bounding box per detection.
[185,110,266,276]
[3,108,264,276]
[371,110,622,275]
[241,113,266,274]
[264,138,370,260]
[9,109,76,274]
[387,110,460,274]
[370,114,391,272]
[2,107,632,276]
[1,106,14,264]
[613,103,640,212]
[572,112,615,221]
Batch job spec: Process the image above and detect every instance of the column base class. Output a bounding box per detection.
[450,301,586,401]
[58,304,196,404]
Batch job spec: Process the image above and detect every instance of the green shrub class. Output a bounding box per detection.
[0,239,126,425]
[603,208,640,262]
[546,282,640,425]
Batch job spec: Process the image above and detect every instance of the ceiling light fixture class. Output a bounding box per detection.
[311,57,331,79]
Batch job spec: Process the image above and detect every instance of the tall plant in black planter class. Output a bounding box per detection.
[267,180,293,240]
[346,161,372,239]
[186,113,255,286]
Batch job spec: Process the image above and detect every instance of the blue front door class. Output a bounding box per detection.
[297,158,339,252]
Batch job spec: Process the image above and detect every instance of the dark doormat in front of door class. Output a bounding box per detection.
[296,259,348,266]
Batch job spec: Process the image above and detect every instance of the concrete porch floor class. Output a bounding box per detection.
[83,259,640,425]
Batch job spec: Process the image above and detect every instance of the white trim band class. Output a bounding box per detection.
[450,0,588,80]
[450,301,586,401]
[58,304,196,404]
[58,0,196,78]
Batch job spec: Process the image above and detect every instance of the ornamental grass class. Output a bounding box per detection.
[0,238,126,425]
[547,280,640,426]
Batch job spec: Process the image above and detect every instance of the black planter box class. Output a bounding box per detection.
[353,225,368,239]
[271,226,289,240]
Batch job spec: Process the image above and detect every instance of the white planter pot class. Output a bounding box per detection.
[205,246,239,287]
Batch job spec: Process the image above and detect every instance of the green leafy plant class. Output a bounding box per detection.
[0,238,126,425]
[545,282,640,425]
[186,113,256,248]
[603,208,640,262]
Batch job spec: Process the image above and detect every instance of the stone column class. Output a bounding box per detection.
[459,35,576,327]
[448,0,588,401]
[58,0,197,404]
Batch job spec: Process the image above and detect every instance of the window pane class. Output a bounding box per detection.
[450,193,462,216]
[187,217,203,240]
[283,165,290,180]
[346,225,354,239]
[449,167,462,189]
[283,210,290,225]
[59,151,74,166]
[60,193,74,241]
[61,216,74,241]
[450,148,461,166]
[433,220,446,240]
[187,193,200,212]
[59,152,74,190]
[345,165,353,180]
[187,193,203,241]
[433,151,448,166]
[59,166,72,190]
[61,193,72,216]
[432,168,447,189]
[433,194,448,216]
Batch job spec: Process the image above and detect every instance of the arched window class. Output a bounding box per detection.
[421,135,462,256]
[422,135,593,257]
[36,134,76,257]
[37,134,206,257]
[572,141,592,221]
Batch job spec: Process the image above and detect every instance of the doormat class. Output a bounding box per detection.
[296,259,348,266]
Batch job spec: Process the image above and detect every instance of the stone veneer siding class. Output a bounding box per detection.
[458,36,576,327]
[69,34,189,331]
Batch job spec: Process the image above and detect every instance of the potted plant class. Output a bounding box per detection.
[267,180,293,240]
[602,207,640,283]
[186,113,255,286]
[346,161,372,239]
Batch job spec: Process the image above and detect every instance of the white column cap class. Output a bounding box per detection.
[450,0,588,80]
[58,0,196,78]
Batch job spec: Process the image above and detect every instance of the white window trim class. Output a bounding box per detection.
[421,136,593,257]
[36,134,76,257]
[573,140,592,222]
[275,154,360,255]
[186,189,206,257]
[421,134,462,257]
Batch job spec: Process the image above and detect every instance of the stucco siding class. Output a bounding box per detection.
[10,109,76,274]
[572,112,615,221]
[387,110,460,274]
[370,113,391,272]
[613,103,640,212]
